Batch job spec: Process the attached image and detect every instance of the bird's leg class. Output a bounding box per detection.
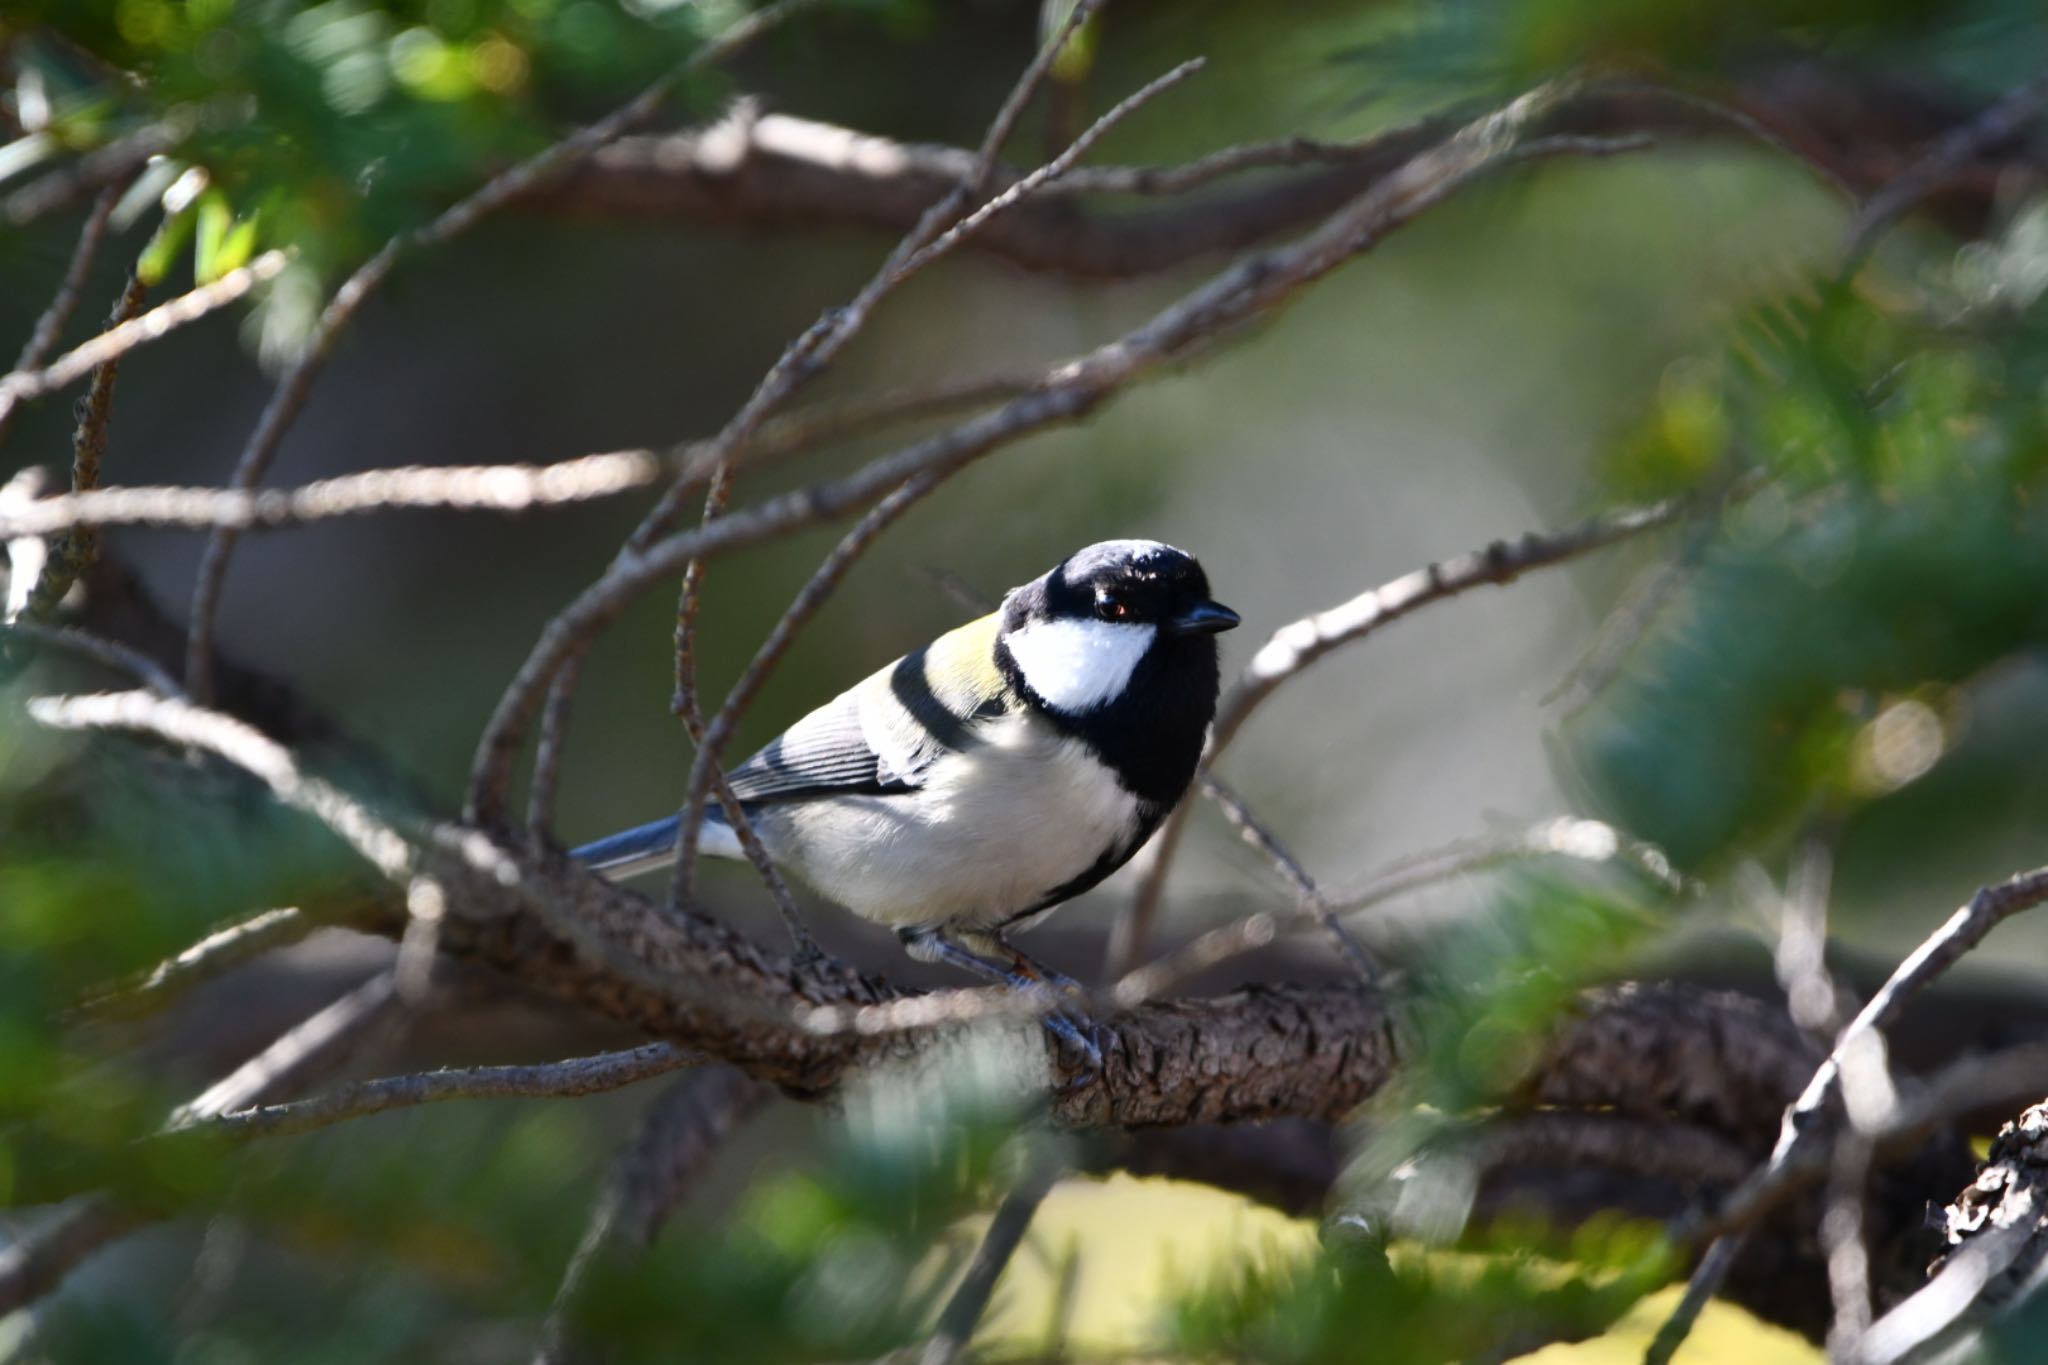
[897,927,1104,1081]
[988,931,1083,996]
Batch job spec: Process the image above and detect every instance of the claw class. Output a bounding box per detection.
[1040,1006,1105,1091]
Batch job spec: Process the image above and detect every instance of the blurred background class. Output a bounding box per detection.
[6,0,2048,1359]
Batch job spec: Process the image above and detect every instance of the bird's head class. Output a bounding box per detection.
[996,539,1238,717]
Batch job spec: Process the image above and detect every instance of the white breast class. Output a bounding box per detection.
[751,709,1142,931]
[1001,617,1155,713]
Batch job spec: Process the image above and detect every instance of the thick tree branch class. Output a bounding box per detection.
[530,67,2048,278]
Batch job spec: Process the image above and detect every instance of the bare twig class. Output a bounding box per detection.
[0,250,288,432]
[535,1066,768,1364]
[1196,772,1379,983]
[79,906,306,1019]
[203,1040,700,1138]
[1,124,178,228]
[894,57,1208,278]
[182,240,398,702]
[1110,817,1673,1007]
[1823,1131,1879,1354]
[1852,1222,2039,1365]
[0,619,184,697]
[1648,863,2048,1362]
[1773,816,1852,1043]
[27,689,415,880]
[1543,499,1722,715]
[0,450,664,539]
[1110,495,1687,974]
[652,21,1189,914]
[169,968,403,1128]
[15,272,149,623]
[181,0,813,704]
[1842,63,2048,269]
[0,181,122,453]
[470,85,1614,826]
[0,968,403,1315]
[670,468,940,904]
[921,1156,1065,1365]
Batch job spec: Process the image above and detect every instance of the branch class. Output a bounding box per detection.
[1649,863,2048,1361]
[180,0,813,703]
[0,451,664,539]
[0,619,184,698]
[79,905,306,1020]
[1111,495,1688,974]
[1856,1098,2048,1363]
[921,1155,1064,1365]
[0,180,122,453]
[0,251,288,432]
[13,271,149,625]
[0,968,401,1315]
[537,1067,770,1364]
[468,83,1622,825]
[27,690,417,881]
[1841,63,2048,269]
[201,1040,700,1139]
[530,63,2048,277]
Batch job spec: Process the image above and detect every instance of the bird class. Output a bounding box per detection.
[573,539,1240,1069]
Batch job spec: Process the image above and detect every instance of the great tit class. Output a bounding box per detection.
[574,539,1239,1065]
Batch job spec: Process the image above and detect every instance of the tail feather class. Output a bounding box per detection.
[572,809,743,880]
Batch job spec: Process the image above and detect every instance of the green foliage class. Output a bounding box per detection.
[570,1033,1059,1364]
[0,0,884,353]
[1572,228,2048,867]
[1167,1212,1671,1362]
[1330,0,2046,108]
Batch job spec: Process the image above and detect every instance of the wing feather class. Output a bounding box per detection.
[725,613,1010,805]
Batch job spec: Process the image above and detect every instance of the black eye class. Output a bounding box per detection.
[1095,592,1130,621]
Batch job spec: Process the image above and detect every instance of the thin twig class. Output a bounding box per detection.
[27,690,414,880]
[0,250,288,431]
[535,1066,768,1364]
[1,124,178,228]
[0,967,404,1315]
[671,469,939,905]
[1647,862,2048,1362]
[16,272,149,623]
[181,0,813,704]
[1110,495,1687,975]
[1823,1132,1879,1354]
[1841,63,2048,270]
[1196,772,1379,983]
[0,620,184,697]
[0,451,664,539]
[0,180,123,453]
[201,1040,700,1138]
[80,907,307,1019]
[1852,1221,2040,1365]
[168,969,403,1128]
[921,1156,1064,1365]
[644,6,1155,918]
[893,57,1208,278]
[466,86,1625,825]
[1110,816,1674,1007]
[1543,499,1722,715]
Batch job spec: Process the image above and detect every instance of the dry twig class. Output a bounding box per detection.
[180,0,815,704]
[1111,496,1685,974]
[0,181,123,453]
[469,86,1620,826]
[203,1040,700,1139]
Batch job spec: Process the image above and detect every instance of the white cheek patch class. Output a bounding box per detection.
[1004,618,1155,713]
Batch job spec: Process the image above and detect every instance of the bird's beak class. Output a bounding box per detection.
[1167,599,1241,635]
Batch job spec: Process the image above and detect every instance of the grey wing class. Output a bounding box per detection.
[724,684,918,804]
[725,631,1010,806]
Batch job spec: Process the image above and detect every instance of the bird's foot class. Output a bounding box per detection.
[1039,1004,1108,1091]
